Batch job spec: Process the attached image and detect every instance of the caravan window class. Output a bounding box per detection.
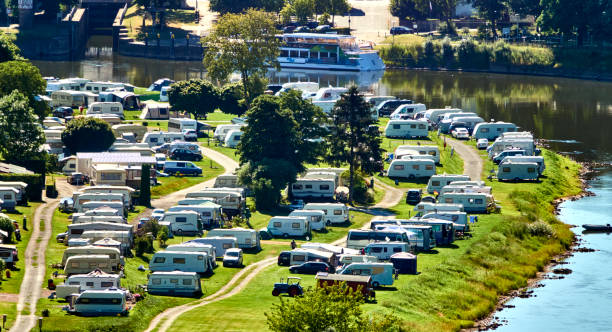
[154,257,165,263]
[445,198,453,203]
[3,194,11,200]
[69,281,80,285]
[183,279,192,285]
[419,124,426,129]
[71,262,79,267]
[333,209,342,215]
[502,167,511,173]
[293,255,306,262]
[428,151,437,156]
[152,278,161,285]
[497,128,503,132]
[111,107,119,112]
[412,165,420,170]
[528,168,536,173]
[150,137,158,143]
[393,247,403,253]
[92,107,101,112]
[410,124,416,129]
[370,247,382,253]
[305,185,312,189]
[202,212,212,217]
[101,173,122,181]
[273,222,282,228]
[292,184,303,190]
[393,164,404,170]
[431,181,440,186]
[176,217,187,223]
[475,199,483,204]
[245,239,251,245]
[393,124,400,129]
[320,184,330,190]
[349,232,370,240]
[292,223,300,229]
[223,243,232,249]
[425,165,433,170]
[101,281,114,287]
[170,279,179,284]
[173,258,186,264]
[480,128,489,133]
[86,282,94,287]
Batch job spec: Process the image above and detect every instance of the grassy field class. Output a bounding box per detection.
[150,157,224,199]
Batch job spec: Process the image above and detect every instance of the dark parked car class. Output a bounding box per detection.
[306,21,319,29]
[289,262,333,274]
[278,251,291,266]
[405,189,422,205]
[53,106,73,118]
[67,172,89,185]
[266,84,283,94]
[294,26,311,33]
[283,25,296,33]
[420,196,437,203]
[390,26,414,35]
[377,99,412,117]
[169,149,202,161]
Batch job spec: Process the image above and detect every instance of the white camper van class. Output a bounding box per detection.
[500,156,545,174]
[206,228,260,249]
[149,251,211,274]
[497,161,540,181]
[168,118,197,133]
[87,102,124,119]
[437,192,495,213]
[384,119,429,138]
[147,271,202,297]
[425,108,464,124]
[487,138,536,158]
[364,242,410,260]
[394,145,440,163]
[188,237,237,257]
[287,248,335,266]
[303,203,349,225]
[224,129,243,148]
[291,178,336,199]
[267,216,311,238]
[337,262,395,288]
[387,159,436,179]
[389,103,427,120]
[472,122,517,140]
[289,210,326,231]
[426,174,471,194]
[161,211,203,236]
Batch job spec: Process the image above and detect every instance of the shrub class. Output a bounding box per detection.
[42,309,50,317]
[142,121,148,126]
[61,117,115,154]
[318,13,330,25]
[493,40,512,65]
[157,226,169,248]
[441,37,454,65]
[135,235,154,256]
[422,39,437,67]
[528,221,555,238]
[439,21,457,36]
[0,216,15,242]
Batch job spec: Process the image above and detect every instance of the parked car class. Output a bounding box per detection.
[390,26,413,35]
[493,149,527,164]
[272,277,303,297]
[420,196,436,203]
[289,262,333,274]
[154,143,173,154]
[377,99,412,117]
[315,25,331,32]
[283,25,296,33]
[67,172,89,185]
[306,21,319,29]
[151,209,165,221]
[164,161,202,176]
[53,106,73,118]
[477,138,489,149]
[451,127,470,139]
[182,129,198,141]
[405,189,422,205]
[288,199,304,211]
[223,248,243,267]
[294,26,311,33]
[169,149,203,161]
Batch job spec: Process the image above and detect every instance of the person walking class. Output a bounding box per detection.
[290,239,296,250]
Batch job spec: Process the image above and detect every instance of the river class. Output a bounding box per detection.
[32,37,612,330]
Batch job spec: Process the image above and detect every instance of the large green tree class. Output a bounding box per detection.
[168,79,220,119]
[0,33,21,62]
[390,0,429,21]
[0,61,47,120]
[292,0,316,23]
[538,0,609,46]
[61,117,116,154]
[469,0,508,36]
[325,87,382,203]
[140,164,151,207]
[203,9,279,107]
[0,91,45,163]
[329,0,349,24]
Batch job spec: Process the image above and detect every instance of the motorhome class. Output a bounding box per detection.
[426,174,471,194]
[389,219,455,246]
[384,119,429,138]
[213,174,240,188]
[387,159,436,179]
[61,246,123,270]
[310,87,348,102]
[149,251,211,274]
[290,178,336,199]
[168,118,198,133]
[70,290,128,316]
[167,202,222,228]
[500,156,545,174]
[487,138,536,158]
[147,271,202,297]
[188,236,237,256]
[303,203,349,225]
[206,228,260,249]
[364,242,410,260]
[160,211,203,236]
[413,202,464,216]
[0,187,19,211]
[64,255,113,275]
[394,145,440,164]
[166,243,217,266]
[289,210,326,231]
[72,193,124,213]
[213,124,244,142]
[223,129,243,148]
[346,229,411,250]
[55,270,121,299]
[438,112,478,133]
[142,132,185,147]
[83,81,126,93]
[267,216,311,238]
[472,122,517,140]
[279,248,335,267]
[51,90,97,108]
[185,190,244,215]
[87,102,124,119]
[80,201,125,217]
[497,161,540,181]
[389,103,427,120]
[424,108,464,124]
[0,181,27,204]
[337,262,395,287]
[77,186,134,207]
[421,211,469,232]
[337,254,378,266]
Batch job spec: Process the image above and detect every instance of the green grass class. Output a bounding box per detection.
[198,138,240,162]
[150,157,224,199]
[134,87,161,102]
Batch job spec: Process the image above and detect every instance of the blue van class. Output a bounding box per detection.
[163,161,202,176]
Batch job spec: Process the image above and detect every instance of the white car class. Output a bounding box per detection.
[223,248,243,267]
[451,127,469,139]
[476,138,489,149]
[182,129,198,141]
[151,209,165,221]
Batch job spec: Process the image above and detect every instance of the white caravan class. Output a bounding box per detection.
[213,124,244,142]
[421,212,469,232]
[87,102,124,119]
[338,254,378,266]
[166,243,217,264]
[426,174,471,194]
[76,186,134,207]
[142,132,185,147]
[267,216,311,238]
[149,251,211,274]
[387,159,436,179]
[425,108,464,124]
[275,82,319,99]
[290,178,336,199]
[384,119,429,138]
[413,202,464,216]
[147,271,202,297]
[61,246,123,270]
[300,242,359,255]
[310,87,348,102]
[337,262,395,287]
[0,181,27,203]
[389,103,427,119]
[168,118,198,133]
[487,138,536,158]
[72,193,124,213]
[167,202,222,227]
[213,174,240,188]
[80,201,125,217]
[55,270,121,299]
[160,211,203,236]
[500,156,545,174]
[70,290,128,316]
[289,210,326,231]
[364,242,410,260]
[64,255,113,275]
[394,145,440,163]
[497,161,540,181]
[223,129,243,148]
[71,216,126,224]
[439,184,492,195]
[188,237,237,257]
[206,228,260,249]
[287,248,335,266]
[472,122,517,140]
[303,203,349,225]
[185,190,244,214]
[437,192,495,213]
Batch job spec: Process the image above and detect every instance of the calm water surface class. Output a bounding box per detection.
[32,37,612,329]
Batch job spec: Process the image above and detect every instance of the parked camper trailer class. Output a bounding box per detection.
[438,112,478,132]
[51,90,97,108]
[111,124,148,141]
[55,271,121,299]
[149,251,211,274]
[98,91,140,110]
[472,122,517,140]
[364,242,410,260]
[422,212,469,232]
[0,187,18,211]
[0,244,18,267]
[206,228,260,249]
[77,186,134,207]
[425,108,464,124]
[80,231,132,254]
[303,203,349,225]
[147,271,202,297]
[61,246,123,270]
[214,124,244,142]
[167,203,222,228]
[439,184,492,195]
[160,211,203,236]
[500,156,545,174]
[185,190,244,215]
[291,178,336,199]
[83,81,126,93]
[64,255,113,275]
[73,193,124,213]
[387,159,436,179]
[338,254,378,266]
[337,262,395,287]
[497,161,540,181]
[168,118,197,133]
[70,290,128,316]
[80,201,125,217]
[223,129,243,148]
[426,174,471,194]
[213,174,240,188]
[487,139,536,158]
[166,243,217,265]
[394,145,440,163]
[188,237,237,257]
[384,119,429,138]
[87,102,124,119]
[289,210,326,231]
[413,202,464,216]
[388,219,455,246]
[449,116,484,134]
[280,248,335,267]
[389,103,427,119]
[315,272,376,299]
[0,182,27,204]
[346,229,411,250]
[300,242,358,255]
[372,224,434,251]
[142,132,185,147]
[267,216,311,238]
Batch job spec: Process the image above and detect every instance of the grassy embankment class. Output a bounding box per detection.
[168,145,582,332]
[377,34,612,74]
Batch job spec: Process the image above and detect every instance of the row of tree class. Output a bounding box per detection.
[210,0,350,24]
[390,0,612,45]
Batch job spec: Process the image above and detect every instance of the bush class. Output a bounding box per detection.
[135,235,154,256]
[422,39,438,67]
[318,13,330,25]
[142,121,148,126]
[528,221,555,238]
[61,117,115,154]
[439,21,457,36]
[0,216,15,242]
[157,226,169,248]
[341,171,374,205]
[441,37,454,65]
[493,40,512,65]
[45,182,58,198]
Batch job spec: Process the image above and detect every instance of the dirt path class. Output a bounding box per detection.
[145,257,276,332]
[446,139,484,181]
[11,181,72,332]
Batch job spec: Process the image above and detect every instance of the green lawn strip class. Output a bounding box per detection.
[198,139,240,162]
[134,87,161,102]
[0,302,17,330]
[150,157,224,199]
[0,203,41,294]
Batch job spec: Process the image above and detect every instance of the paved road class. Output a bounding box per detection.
[446,138,484,181]
[11,181,72,332]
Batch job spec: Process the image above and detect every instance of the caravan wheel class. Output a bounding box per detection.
[408,174,416,180]
[283,233,289,239]
[372,281,380,288]
[326,220,332,226]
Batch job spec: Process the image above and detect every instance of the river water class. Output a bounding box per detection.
[32,36,612,330]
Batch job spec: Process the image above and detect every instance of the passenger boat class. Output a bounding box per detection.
[582,224,612,232]
[276,33,385,72]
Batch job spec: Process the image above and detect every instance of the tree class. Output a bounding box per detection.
[0,91,45,163]
[203,9,280,107]
[40,0,78,19]
[293,0,316,23]
[329,0,350,24]
[140,164,151,207]
[507,0,541,16]
[390,0,427,20]
[168,79,220,119]
[218,82,247,116]
[0,61,47,120]
[325,87,382,203]
[280,3,295,24]
[469,0,507,36]
[0,0,7,27]
[0,216,15,243]
[315,0,331,16]
[538,0,608,46]
[134,0,183,27]
[61,117,116,154]
[265,284,402,332]
[260,0,285,13]
[0,33,21,62]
